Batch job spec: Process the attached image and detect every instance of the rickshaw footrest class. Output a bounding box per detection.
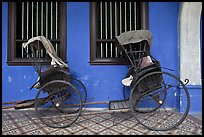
[109,99,129,110]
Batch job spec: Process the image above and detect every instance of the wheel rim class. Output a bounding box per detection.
[130,71,190,131]
[123,85,130,100]
[70,77,87,105]
[35,80,82,128]
[123,85,166,113]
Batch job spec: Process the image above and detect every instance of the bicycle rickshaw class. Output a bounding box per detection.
[112,30,190,131]
[22,30,190,131]
[22,36,87,128]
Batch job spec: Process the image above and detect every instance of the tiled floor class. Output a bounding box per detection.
[191,113,202,121]
[2,109,202,135]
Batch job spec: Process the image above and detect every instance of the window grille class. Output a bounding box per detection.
[97,2,138,58]
[90,2,149,65]
[7,2,67,66]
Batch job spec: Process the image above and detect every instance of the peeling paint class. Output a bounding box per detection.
[81,75,90,81]
[180,101,183,106]
[93,80,100,86]
[8,76,12,83]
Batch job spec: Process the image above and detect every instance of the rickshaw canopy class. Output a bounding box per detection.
[115,30,152,47]
[22,36,68,68]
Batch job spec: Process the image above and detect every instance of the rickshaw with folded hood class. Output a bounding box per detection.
[22,36,87,128]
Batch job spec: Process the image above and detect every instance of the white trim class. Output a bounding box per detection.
[179,2,202,85]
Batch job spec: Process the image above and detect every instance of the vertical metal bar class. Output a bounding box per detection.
[130,2,132,31]
[41,2,44,58]
[119,2,123,57]
[100,2,103,58]
[138,42,142,67]
[125,2,127,32]
[56,2,58,39]
[22,2,24,39]
[56,2,58,55]
[110,2,112,58]
[134,2,136,30]
[36,2,38,36]
[130,44,136,65]
[31,2,33,37]
[46,2,48,38]
[31,2,34,57]
[140,2,149,30]
[105,2,107,57]
[114,2,117,36]
[41,46,43,58]
[36,50,38,58]
[115,2,118,57]
[27,2,29,39]
[41,2,44,35]
[26,2,29,57]
[119,2,122,34]
[51,2,53,39]
[39,41,42,72]
[22,2,24,58]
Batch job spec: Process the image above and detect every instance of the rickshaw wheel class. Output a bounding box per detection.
[123,85,130,100]
[35,80,82,128]
[129,71,190,131]
[123,76,166,113]
[127,85,167,114]
[70,77,87,106]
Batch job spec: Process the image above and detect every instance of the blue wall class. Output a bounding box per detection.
[2,3,39,102]
[3,2,201,112]
[149,2,179,76]
[67,2,128,107]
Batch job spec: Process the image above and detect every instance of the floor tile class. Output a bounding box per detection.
[2,109,202,135]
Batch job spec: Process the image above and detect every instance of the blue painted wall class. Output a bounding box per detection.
[2,3,39,102]
[2,2,201,112]
[149,2,179,76]
[67,2,128,107]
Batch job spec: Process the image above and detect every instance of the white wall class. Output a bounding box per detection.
[179,2,202,85]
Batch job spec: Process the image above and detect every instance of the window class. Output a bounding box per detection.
[7,2,67,66]
[90,2,149,65]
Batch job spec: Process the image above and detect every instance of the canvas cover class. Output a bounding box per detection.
[115,30,152,47]
[22,36,68,68]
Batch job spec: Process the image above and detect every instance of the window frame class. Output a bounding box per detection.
[90,2,149,65]
[7,2,67,66]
